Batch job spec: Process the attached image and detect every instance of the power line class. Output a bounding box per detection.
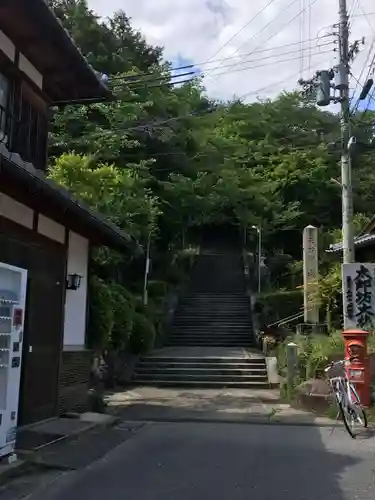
[109,36,332,85]
[299,0,305,78]
[357,0,375,34]
[207,0,301,75]
[349,37,375,115]
[238,55,333,99]
[110,71,195,88]
[202,42,332,77]
[109,45,333,96]
[112,77,198,94]
[308,0,312,73]
[63,59,334,143]
[210,0,320,78]
[206,48,332,81]
[203,0,280,65]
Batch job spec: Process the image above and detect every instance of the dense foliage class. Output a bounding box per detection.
[46,0,375,348]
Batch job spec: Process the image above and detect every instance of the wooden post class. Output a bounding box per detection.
[286,342,298,399]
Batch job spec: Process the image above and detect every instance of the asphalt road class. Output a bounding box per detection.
[27,422,375,500]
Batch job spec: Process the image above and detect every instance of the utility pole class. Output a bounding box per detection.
[338,0,354,264]
[299,0,356,265]
[252,225,261,293]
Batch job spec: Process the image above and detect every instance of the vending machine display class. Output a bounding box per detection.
[0,263,27,459]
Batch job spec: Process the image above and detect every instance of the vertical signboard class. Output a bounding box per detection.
[303,225,319,323]
[342,263,375,329]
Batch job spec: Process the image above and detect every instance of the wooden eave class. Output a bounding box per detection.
[0,0,111,103]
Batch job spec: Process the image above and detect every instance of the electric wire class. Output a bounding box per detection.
[206,48,332,80]
[300,0,305,77]
[109,45,333,96]
[65,57,334,143]
[308,0,312,73]
[207,0,320,79]
[202,0,280,65]
[205,0,301,76]
[108,36,332,86]
[350,39,375,115]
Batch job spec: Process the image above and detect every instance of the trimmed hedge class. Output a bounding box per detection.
[129,313,156,354]
[148,280,168,300]
[256,289,303,325]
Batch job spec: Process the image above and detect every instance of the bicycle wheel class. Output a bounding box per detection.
[348,383,368,429]
[336,396,356,439]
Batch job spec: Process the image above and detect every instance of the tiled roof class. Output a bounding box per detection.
[0,145,141,254]
[327,233,375,253]
[39,0,107,91]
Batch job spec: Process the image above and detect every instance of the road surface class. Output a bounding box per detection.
[24,421,375,500]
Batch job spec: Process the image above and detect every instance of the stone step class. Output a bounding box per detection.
[174,309,251,314]
[172,326,252,330]
[172,324,251,328]
[171,330,252,334]
[177,304,250,309]
[131,379,270,389]
[134,367,267,376]
[173,322,251,327]
[168,333,253,341]
[137,361,265,370]
[182,289,249,296]
[174,313,251,316]
[169,332,253,337]
[182,296,247,300]
[165,342,255,347]
[139,356,265,365]
[177,304,250,310]
[169,334,253,339]
[133,373,268,383]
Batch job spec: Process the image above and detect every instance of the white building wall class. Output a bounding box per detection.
[0,193,34,228]
[18,53,43,89]
[63,231,89,349]
[0,29,15,61]
[37,214,65,243]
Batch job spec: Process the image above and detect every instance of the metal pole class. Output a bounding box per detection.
[258,226,261,293]
[339,0,354,265]
[143,230,152,306]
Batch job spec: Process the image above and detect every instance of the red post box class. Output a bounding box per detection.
[341,329,371,407]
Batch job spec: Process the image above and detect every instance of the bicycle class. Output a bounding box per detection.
[324,359,368,438]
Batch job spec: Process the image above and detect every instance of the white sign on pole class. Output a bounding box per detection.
[342,263,375,329]
[303,225,319,323]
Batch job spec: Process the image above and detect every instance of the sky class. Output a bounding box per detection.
[87,0,375,110]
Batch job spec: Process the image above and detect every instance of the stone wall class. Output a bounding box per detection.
[59,350,92,414]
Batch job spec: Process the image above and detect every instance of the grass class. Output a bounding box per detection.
[277,331,375,420]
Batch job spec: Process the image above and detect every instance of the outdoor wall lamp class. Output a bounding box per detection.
[66,273,82,291]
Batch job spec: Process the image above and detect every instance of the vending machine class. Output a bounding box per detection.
[0,263,27,459]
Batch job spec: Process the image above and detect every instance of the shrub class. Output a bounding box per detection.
[148,280,168,300]
[129,312,156,354]
[165,264,187,285]
[256,289,303,325]
[277,331,345,380]
[109,284,135,350]
[88,275,114,349]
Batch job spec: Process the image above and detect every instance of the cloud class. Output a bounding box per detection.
[88,0,375,109]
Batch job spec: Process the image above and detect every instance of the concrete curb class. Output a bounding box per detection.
[0,460,32,485]
[17,414,120,455]
[111,414,347,427]
[0,414,121,485]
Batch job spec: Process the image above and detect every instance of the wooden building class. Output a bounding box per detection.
[0,0,137,425]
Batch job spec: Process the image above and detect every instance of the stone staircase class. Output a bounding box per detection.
[132,250,269,388]
[132,353,268,388]
[166,293,254,346]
